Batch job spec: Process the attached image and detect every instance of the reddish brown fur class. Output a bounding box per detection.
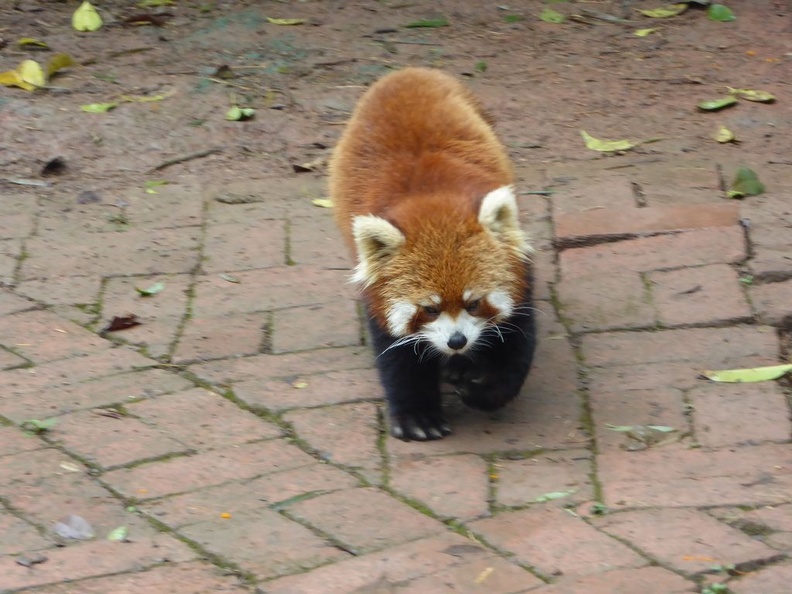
[330,67,527,331]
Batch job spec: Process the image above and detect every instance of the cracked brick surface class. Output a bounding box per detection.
[2,2,791,593]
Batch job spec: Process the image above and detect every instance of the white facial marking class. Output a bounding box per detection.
[429,294,442,305]
[462,289,473,302]
[386,300,417,336]
[424,311,486,355]
[487,290,514,319]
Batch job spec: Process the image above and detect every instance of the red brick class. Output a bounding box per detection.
[289,214,352,268]
[531,566,696,593]
[179,508,348,580]
[560,227,746,279]
[234,368,382,412]
[0,346,28,369]
[188,346,373,386]
[271,300,360,353]
[649,264,752,326]
[53,410,188,469]
[589,388,689,451]
[397,555,542,593]
[190,266,354,318]
[581,326,778,369]
[690,383,790,447]
[16,276,101,308]
[531,248,556,301]
[556,203,739,246]
[263,533,526,594]
[124,182,205,229]
[0,426,44,456]
[174,311,268,363]
[203,219,286,272]
[284,403,381,483]
[730,563,792,594]
[588,362,703,394]
[0,368,192,423]
[287,487,442,553]
[390,454,490,521]
[0,536,196,591]
[552,174,636,213]
[0,510,51,555]
[1,448,89,487]
[556,270,655,332]
[596,508,779,575]
[0,288,37,315]
[710,504,792,553]
[597,443,792,508]
[128,387,281,449]
[102,440,317,499]
[751,279,792,325]
[0,241,20,284]
[496,450,594,508]
[0,309,106,364]
[748,223,792,281]
[468,507,646,579]
[0,212,34,239]
[21,227,201,280]
[101,274,191,359]
[26,561,248,594]
[207,177,325,222]
[144,463,358,529]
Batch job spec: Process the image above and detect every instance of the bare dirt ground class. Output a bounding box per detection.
[2,1,792,593]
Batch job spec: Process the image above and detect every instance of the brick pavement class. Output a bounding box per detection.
[3,20,792,594]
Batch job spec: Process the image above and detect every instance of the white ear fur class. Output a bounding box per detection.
[350,215,406,285]
[478,186,533,259]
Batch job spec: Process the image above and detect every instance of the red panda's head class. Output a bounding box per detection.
[351,186,532,356]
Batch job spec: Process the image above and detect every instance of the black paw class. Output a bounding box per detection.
[455,372,518,411]
[390,411,452,441]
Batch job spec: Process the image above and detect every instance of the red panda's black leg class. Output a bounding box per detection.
[366,316,452,441]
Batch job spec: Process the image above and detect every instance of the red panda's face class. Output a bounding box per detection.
[351,186,532,356]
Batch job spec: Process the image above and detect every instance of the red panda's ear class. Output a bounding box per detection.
[478,186,533,259]
[350,215,406,285]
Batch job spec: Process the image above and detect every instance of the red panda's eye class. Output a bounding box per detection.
[423,305,440,316]
[465,299,481,314]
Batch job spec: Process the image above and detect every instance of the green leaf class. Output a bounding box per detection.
[646,425,676,433]
[474,61,487,73]
[144,179,169,194]
[727,87,775,103]
[639,4,688,18]
[532,489,577,503]
[581,130,639,152]
[728,166,765,198]
[107,526,128,541]
[503,14,523,23]
[225,106,254,121]
[81,102,118,113]
[702,363,792,382]
[404,18,449,28]
[72,1,103,32]
[20,418,58,433]
[18,37,49,49]
[707,4,736,22]
[135,281,165,297]
[606,424,635,432]
[713,125,735,143]
[696,96,737,111]
[539,8,565,23]
[634,28,659,37]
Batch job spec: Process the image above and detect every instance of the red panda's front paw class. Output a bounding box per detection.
[390,411,452,441]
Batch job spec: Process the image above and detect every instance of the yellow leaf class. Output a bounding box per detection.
[267,17,307,25]
[311,198,334,208]
[727,87,776,103]
[713,125,735,143]
[634,28,658,37]
[19,59,46,88]
[702,364,792,383]
[0,69,36,92]
[47,53,75,78]
[580,130,638,152]
[18,37,49,49]
[119,89,176,103]
[639,4,688,18]
[72,1,103,32]
[81,102,118,113]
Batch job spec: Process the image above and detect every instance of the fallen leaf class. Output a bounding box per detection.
[474,567,495,584]
[634,27,659,37]
[707,4,736,22]
[404,18,449,28]
[713,125,735,143]
[59,462,82,472]
[53,515,95,540]
[581,130,639,152]
[0,69,33,92]
[47,53,75,78]
[639,4,688,18]
[539,8,566,23]
[532,489,577,503]
[102,314,143,333]
[120,89,176,103]
[41,157,67,176]
[311,198,333,208]
[135,281,165,297]
[702,363,792,383]
[728,166,765,198]
[697,96,738,111]
[144,179,169,194]
[219,273,240,283]
[138,0,174,6]
[475,61,487,73]
[19,59,46,89]
[503,14,523,23]
[18,37,49,49]
[107,526,128,541]
[266,17,307,26]
[292,380,309,389]
[20,418,58,433]
[225,106,255,121]
[72,1,103,32]
[727,87,775,103]
[81,102,118,113]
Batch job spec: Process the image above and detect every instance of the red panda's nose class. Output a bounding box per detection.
[447,332,468,351]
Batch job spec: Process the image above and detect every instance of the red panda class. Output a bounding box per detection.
[330,67,536,441]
